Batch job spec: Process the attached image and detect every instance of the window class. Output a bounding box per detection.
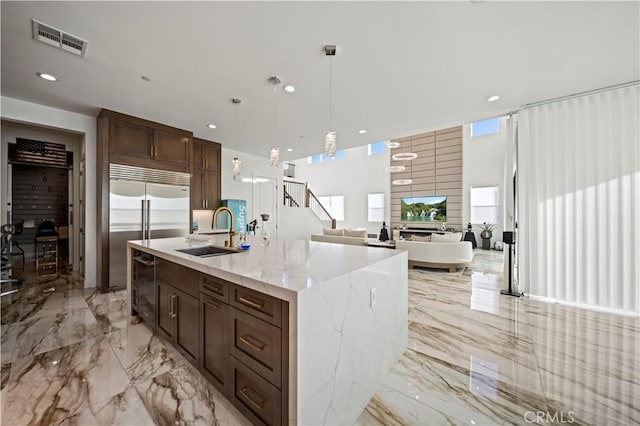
[470,186,499,224]
[368,141,385,156]
[470,118,499,137]
[368,193,385,222]
[308,150,345,163]
[317,195,344,221]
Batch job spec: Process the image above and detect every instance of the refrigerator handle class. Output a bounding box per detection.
[146,200,151,239]
[141,200,147,240]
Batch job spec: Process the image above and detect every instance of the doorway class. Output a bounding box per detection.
[253,175,278,239]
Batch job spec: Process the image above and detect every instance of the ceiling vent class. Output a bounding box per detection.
[32,19,88,57]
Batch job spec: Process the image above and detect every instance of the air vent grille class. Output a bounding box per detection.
[32,19,88,57]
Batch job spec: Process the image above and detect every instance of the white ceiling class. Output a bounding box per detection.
[1,2,638,161]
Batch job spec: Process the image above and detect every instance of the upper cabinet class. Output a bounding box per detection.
[99,109,192,173]
[193,137,221,172]
[191,138,222,210]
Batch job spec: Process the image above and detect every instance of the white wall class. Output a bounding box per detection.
[221,147,283,237]
[1,120,83,271]
[278,206,323,240]
[292,144,391,235]
[462,117,508,244]
[0,96,97,287]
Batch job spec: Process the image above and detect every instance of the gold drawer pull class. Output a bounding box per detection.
[239,296,264,309]
[204,299,219,310]
[170,294,177,318]
[203,283,222,294]
[239,335,266,351]
[240,386,265,409]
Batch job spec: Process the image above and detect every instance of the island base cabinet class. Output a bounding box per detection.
[175,288,199,364]
[230,356,282,426]
[156,280,199,366]
[200,294,229,393]
[156,280,175,340]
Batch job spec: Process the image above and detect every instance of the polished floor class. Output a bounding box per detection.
[1,250,638,425]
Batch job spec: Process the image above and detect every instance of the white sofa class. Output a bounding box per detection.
[310,228,367,246]
[395,237,474,271]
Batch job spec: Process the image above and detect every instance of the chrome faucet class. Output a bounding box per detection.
[212,206,236,247]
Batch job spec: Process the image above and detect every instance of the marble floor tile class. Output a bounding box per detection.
[1,322,18,364]
[1,361,11,415]
[19,288,89,322]
[92,386,155,425]
[15,307,102,358]
[6,336,130,415]
[1,290,21,325]
[107,323,179,384]
[408,306,538,390]
[135,362,223,426]
[87,292,140,334]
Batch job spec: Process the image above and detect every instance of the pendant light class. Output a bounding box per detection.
[392,137,414,185]
[268,76,281,167]
[231,98,242,180]
[324,45,337,157]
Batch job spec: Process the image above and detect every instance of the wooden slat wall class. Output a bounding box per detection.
[390,126,463,230]
[11,164,69,245]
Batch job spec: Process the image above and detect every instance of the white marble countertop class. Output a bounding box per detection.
[128,237,405,297]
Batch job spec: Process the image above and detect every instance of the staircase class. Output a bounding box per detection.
[283,180,336,229]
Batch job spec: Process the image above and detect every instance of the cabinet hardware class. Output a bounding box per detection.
[205,199,208,209]
[202,157,205,169]
[240,386,265,409]
[204,299,219,310]
[203,283,221,294]
[205,158,208,168]
[150,144,154,157]
[238,296,264,309]
[170,294,177,318]
[155,145,158,157]
[239,335,266,352]
[202,199,205,209]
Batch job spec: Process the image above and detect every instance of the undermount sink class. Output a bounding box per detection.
[176,246,240,257]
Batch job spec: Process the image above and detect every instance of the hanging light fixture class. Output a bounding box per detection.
[392,152,418,161]
[324,45,337,157]
[387,141,400,149]
[231,98,242,180]
[387,165,406,172]
[268,76,281,167]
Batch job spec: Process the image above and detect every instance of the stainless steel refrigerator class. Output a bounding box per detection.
[109,164,190,289]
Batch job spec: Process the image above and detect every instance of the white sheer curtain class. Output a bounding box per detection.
[518,84,640,313]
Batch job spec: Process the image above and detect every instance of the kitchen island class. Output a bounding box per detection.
[127,237,408,425]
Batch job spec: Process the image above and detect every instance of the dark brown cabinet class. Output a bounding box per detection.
[153,129,190,169]
[99,109,192,174]
[109,119,153,162]
[155,260,200,365]
[143,254,288,425]
[200,294,229,393]
[191,138,221,211]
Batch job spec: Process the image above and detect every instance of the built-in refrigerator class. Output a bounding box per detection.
[109,164,190,290]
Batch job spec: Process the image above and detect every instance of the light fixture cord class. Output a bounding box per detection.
[235,102,239,156]
[329,55,333,131]
[273,85,277,145]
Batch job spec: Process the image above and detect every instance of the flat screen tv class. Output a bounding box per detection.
[401,196,447,222]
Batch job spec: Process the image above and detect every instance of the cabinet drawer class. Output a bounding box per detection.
[230,285,282,327]
[156,259,199,297]
[200,274,228,303]
[230,308,282,388]
[230,356,282,426]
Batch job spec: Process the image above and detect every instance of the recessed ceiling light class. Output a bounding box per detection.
[486,95,500,102]
[287,148,293,152]
[283,85,295,93]
[37,72,57,82]
[358,129,367,134]
[207,124,217,129]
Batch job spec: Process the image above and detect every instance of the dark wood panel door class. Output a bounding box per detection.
[191,170,204,210]
[202,144,220,172]
[202,172,221,210]
[153,129,190,168]
[175,288,199,365]
[109,119,153,161]
[156,279,175,341]
[200,294,229,393]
